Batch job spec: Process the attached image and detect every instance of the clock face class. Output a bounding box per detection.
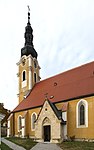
[22,58,26,66]
[22,48,26,54]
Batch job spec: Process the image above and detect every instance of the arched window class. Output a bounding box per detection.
[22,71,26,81]
[76,99,88,128]
[31,113,37,130]
[80,104,85,125]
[18,115,22,131]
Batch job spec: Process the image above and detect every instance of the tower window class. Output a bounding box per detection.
[23,71,26,81]
[22,70,27,88]
[34,73,36,83]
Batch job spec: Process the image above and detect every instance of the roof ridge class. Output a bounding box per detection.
[39,61,94,83]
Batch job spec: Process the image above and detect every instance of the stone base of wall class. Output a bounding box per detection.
[75,138,94,142]
[35,138,63,143]
[29,136,36,141]
[35,139,44,143]
[51,138,63,143]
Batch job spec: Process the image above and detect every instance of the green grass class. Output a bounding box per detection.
[59,141,94,150]
[0,142,13,150]
[6,137,37,150]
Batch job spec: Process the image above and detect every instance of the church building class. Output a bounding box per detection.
[7,9,94,143]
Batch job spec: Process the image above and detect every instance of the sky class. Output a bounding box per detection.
[0,0,94,110]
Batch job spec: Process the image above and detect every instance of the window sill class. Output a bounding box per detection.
[22,80,27,88]
[77,125,88,128]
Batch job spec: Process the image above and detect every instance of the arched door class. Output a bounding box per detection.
[42,117,51,142]
[44,125,51,142]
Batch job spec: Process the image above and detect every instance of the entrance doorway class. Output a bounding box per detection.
[44,125,51,142]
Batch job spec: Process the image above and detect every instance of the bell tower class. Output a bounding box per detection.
[17,6,41,103]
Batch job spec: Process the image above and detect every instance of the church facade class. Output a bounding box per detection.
[7,10,94,143]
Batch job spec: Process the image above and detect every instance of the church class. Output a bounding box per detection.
[7,9,94,143]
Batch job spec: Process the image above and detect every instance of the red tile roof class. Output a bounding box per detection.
[13,61,94,112]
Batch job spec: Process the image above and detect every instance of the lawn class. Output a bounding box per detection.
[6,137,37,150]
[59,141,94,150]
[0,142,13,150]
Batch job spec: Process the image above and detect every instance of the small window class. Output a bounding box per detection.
[23,71,26,81]
[34,61,37,68]
[31,113,37,130]
[34,73,36,83]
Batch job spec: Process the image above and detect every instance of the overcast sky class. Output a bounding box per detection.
[0,0,94,110]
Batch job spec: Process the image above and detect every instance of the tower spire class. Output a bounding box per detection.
[21,6,38,59]
[27,5,30,24]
